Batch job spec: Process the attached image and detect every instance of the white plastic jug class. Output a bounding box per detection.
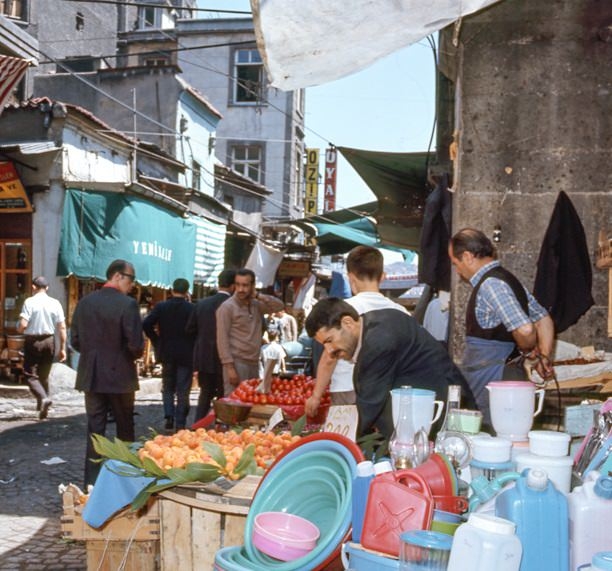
[447,513,522,571]
[569,472,612,570]
[486,381,545,441]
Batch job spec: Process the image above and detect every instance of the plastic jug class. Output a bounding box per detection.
[447,512,522,571]
[361,470,434,557]
[495,468,569,571]
[569,471,612,571]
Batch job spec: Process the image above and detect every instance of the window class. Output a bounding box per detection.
[56,57,97,73]
[1,0,22,18]
[233,48,265,104]
[192,161,201,192]
[231,145,262,184]
[143,56,169,68]
[137,6,160,29]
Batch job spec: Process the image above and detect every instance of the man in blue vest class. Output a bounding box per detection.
[448,228,555,424]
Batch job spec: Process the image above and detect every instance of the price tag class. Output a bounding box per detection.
[265,407,284,432]
[322,405,358,441]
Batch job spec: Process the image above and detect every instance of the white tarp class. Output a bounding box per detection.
[245,239,286,288]
[251,0,502,90]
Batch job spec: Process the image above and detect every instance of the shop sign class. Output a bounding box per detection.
[323,146,337,212]
[0,162,32,213]
[305,148,319,215]
[277,259,311,279]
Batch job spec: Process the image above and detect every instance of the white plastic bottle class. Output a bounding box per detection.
[569,472,612,570]
[447,512,522,571]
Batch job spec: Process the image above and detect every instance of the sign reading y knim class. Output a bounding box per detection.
[305,148,319,215]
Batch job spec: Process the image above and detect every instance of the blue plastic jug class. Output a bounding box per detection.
[496,468,569,571]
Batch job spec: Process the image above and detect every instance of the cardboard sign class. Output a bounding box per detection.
[266,407,285,432]
[322,405,358,441]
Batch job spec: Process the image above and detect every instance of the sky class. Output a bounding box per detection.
[197,1,438,211]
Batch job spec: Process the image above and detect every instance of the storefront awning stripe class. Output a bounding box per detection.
[57,188,195,289]
[191,215,227,287]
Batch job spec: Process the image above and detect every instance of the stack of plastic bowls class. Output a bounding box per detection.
[214,433,362,571]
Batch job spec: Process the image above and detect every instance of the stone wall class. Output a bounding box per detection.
[443,0,612,358]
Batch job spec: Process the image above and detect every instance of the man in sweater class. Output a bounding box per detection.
[216,268,284,395]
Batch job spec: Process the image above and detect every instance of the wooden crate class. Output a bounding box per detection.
[158,475,261,570]
[61,488,160,542]
[86,539,159,571]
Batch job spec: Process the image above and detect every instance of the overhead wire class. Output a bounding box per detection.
[60,0,251,15]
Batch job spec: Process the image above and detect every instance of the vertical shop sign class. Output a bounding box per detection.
[0,162,32,213]
[324,146,337,212]
[305,148,319,215]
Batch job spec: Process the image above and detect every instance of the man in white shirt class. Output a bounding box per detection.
[17,276,67,419]
[305,246,407,416]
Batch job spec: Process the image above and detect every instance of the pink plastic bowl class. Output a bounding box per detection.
[252,511,320,561]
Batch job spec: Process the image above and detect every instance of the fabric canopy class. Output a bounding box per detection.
[338,147,432,252]
[58,189,195,289]
[251,0,502,90]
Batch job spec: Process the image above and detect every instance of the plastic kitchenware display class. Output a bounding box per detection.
[486,381,545,442]
[495,468,569,571]
[470,436,515,482]
[447,513,522,571]
[399,530,453,570]
[568,471,612,571]
[430,509,466,536]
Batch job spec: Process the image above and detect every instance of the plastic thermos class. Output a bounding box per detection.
[568,471,612,570]
[447,512,522,571]
[352,460,375,543]
[495,468,569,571]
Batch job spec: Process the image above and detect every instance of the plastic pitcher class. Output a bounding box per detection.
[569,472,612,571]
[495,468,569,571]
[486,381,545,441]
[391,387,444,436]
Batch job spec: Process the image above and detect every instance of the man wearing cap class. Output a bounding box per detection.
[71,259,144,487]
[17,276,67,420]
[143,278,195,430]
[186,269,235,421]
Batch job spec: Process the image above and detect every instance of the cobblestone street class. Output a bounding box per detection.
[0,364,168,570]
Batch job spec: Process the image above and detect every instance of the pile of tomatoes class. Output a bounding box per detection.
[229,374,331,407]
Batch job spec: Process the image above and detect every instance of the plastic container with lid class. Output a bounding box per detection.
[514,451,573,493]
[447,512,522,571]
[569,471,612,571]
[471,436,515,482]
[400,530,453,570]
[527,430,571,457]
[578,552,612,571]
[495,468,569,571]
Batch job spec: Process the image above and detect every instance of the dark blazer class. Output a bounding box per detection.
[186,291,231,375]
[71,287,144,393]
[353,308,475,439]
[143,296,195,367]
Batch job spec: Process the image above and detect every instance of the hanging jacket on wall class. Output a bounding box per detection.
[533,191,594,333]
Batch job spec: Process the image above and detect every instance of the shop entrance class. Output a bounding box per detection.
[0,239,31,333]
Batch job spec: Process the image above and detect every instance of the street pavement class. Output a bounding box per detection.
[0,364,174,571]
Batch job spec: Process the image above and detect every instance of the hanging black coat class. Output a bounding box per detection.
[533,191,594,333]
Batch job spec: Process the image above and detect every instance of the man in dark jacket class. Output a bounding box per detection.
[186,269,235,420]
[305,297,475,440]
[143,278,195,431]
[71,259,144,487]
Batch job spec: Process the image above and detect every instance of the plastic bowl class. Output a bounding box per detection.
[252,512,320,561]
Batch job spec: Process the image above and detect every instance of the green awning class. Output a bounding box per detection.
[338,147,431,251]
[58,189,196,288]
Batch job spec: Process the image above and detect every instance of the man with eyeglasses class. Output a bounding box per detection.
[71,259,144,487]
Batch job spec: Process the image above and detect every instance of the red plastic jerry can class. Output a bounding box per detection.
[360,470,434,557]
